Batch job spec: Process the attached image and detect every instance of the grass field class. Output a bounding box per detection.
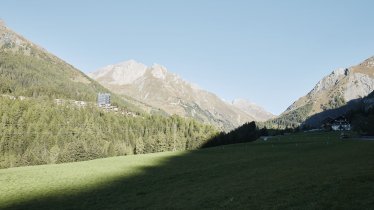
[1,132,374,209]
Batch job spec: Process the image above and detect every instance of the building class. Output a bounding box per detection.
[321,117,334,130]
[97,93,111,107]
[331,116,351,131]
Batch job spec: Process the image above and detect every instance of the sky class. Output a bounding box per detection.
[1,0,374,115]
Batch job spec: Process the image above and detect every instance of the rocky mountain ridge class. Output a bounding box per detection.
[232,99,275,122]
[90,60,274,131]
[276,56,374,127]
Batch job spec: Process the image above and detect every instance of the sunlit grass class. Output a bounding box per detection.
[1,132,374,209]
[0,151,185,208]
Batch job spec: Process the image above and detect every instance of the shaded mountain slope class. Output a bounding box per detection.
[266,56,374,128]
[303,90,374,128]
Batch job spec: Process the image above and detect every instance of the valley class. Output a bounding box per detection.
[1,2,374,209]
[1,132,374,209]
[0,22,218,169]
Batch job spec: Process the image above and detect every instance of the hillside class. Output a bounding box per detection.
[89,60,273,131]
[0,22,218,168]
[2,132,374,209]
[267,56,374,128]
[0,21,141,112]
[232,98,275,121]
[302,90,374,128]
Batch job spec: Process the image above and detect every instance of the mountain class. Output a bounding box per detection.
[232,99,275,121]
[0,21,218,168]
[302,89,374,128]
[89,60,273,131]
[0,20,141,112]
[269,56,374,128]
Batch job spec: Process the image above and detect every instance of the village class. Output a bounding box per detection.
[1,93,138,117]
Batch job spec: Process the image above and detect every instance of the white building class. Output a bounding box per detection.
[331,116,351,131]
[98,93,111,107]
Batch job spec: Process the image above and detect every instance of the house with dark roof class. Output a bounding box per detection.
[331,116,351,131]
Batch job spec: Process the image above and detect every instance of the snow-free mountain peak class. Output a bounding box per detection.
[276,56,374,127]
[232,98,275,121]
[90,60,273,131]
[150,64,168,79]
[0,19,5,27]
[310,68,349,95]
[88,60,147,86]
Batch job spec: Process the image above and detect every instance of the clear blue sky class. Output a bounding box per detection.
[1,0,374,114]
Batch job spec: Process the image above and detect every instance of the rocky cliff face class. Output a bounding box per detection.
[281,56,374,126]
[90,60,273,131]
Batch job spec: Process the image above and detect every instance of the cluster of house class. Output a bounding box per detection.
[53,93,137,117]
[321,116,351,131]
[2,94,27,101]
[97,93,138,117]
[97,93,120,112]
[54,99,87,108]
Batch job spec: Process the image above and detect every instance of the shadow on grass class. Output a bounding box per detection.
[4,134,374,210]
[5,146,260,210]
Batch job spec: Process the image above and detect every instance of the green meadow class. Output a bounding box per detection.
[1,132,374,209]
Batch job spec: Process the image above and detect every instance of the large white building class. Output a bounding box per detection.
[97,93,111,107]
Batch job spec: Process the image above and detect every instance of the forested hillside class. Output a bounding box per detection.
[262,103,313,129]
[345,91,374,135]
[203,121,261,148]
[0,97,217,168]
[0,22,147,113]
[0,22,219,169]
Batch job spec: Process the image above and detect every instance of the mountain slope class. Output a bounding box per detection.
[302,90,374,128]
[90,60,273,131]
[0,21,218,169]
[232,99,275,121]
[0,20,142,112]
[269,56,374,128]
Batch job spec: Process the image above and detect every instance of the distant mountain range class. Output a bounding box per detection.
[2,19,373,132]
[89,60,274,131]
[0,20,219,168]
[232,99,275,122]
[0,19,274,132]
[268,56,374,128]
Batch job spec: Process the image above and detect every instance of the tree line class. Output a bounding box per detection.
[0,98,218,168]
[347,105,374,135]
[202,122,263,148]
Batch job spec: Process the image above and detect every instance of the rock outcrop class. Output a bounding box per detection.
[279,56,374,126]
[90,61,274,131]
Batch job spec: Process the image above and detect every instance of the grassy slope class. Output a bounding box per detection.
[1,132,374,209]
[0,24,143,113]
